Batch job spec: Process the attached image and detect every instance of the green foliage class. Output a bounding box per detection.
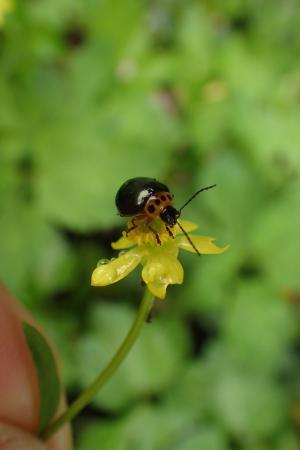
[22,322,60,433]
[223,283,296,372]
[0,207,76,304]
[75,302,189,411]
[1,0,300,449]
[78,405,228,450]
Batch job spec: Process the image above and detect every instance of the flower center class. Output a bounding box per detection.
[126,218,175,246]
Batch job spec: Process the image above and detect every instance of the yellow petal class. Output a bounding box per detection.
[177,235,229,254]
[91,249,143,286]
[111,232,135,250]
[141,251,184,299]
[174,220,198,235]
[146,281,168,299]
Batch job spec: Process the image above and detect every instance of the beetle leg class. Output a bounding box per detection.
[165,225,175,239]
[147,224,161,245]
[126,218,138,236]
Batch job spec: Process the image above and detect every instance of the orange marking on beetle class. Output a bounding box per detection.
[143,191,173,220]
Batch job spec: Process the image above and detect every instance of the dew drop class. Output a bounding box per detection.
[118,250,127,257]
[97,258,110,266]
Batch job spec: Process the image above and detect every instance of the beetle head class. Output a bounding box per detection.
[160,206,180,227]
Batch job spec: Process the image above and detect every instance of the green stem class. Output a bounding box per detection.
[40,288,154,441]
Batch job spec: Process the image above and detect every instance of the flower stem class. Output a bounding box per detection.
[40,288,154,441]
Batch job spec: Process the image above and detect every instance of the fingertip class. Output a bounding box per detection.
[0,288,39,430]
[47,423,73,450]
[0,284,73,449]
[0,420,46,450]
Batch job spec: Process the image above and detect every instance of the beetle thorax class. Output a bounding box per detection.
[144,191,173,221]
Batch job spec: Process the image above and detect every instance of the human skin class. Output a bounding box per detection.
[0,283,72,450]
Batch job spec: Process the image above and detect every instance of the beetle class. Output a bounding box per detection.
[115,177,216,255]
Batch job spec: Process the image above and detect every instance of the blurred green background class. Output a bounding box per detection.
[1,0,300,449]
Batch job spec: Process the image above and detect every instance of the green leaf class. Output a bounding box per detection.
[175,4,214,83]
[251,188,300,290]
[213,369,286,440]
[181,248,240,313]
[22,322,60,433]
[195,153,265,238]
[222,282,296,372]
[78,404,228,450]
[0,207,76,305]
[203,344,288,440]
[163,359,214,420]
[33,311,78,387]
[175,426,228,450]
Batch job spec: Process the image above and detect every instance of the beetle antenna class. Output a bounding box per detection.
[179,184,216,213]
[176,220,201,256]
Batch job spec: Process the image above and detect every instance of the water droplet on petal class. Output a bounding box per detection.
[97,258,110,266]
[118,250,127,257]
[110,257,116,262]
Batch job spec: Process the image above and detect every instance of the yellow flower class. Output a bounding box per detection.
[91,218,228,299]
[0,0,13,27]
